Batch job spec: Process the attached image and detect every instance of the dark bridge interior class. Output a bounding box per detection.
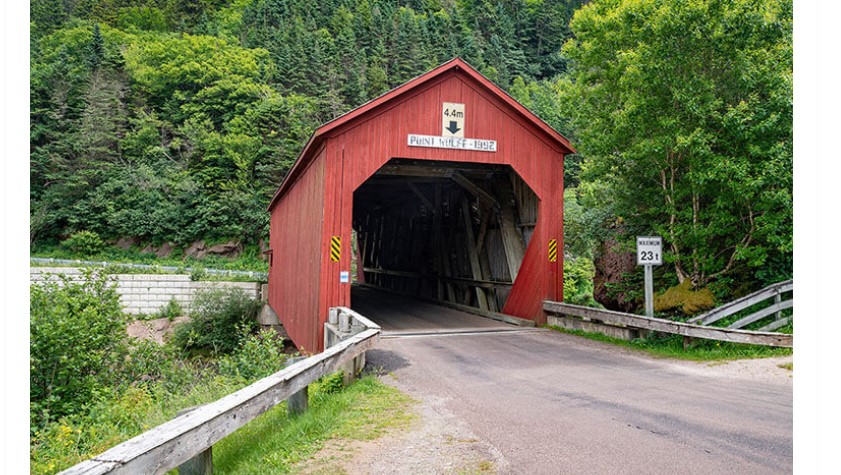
[352,158,538,316]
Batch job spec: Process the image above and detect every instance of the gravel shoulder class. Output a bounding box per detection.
[541,329,794,386]
[295,382,502,475]
[667,354,793,384]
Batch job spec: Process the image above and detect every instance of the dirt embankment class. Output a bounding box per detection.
[126,317,189,344]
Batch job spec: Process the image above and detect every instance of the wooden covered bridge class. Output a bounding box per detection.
[267,58,575,352]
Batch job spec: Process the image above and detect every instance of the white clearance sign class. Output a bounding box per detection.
[636,236,663,266]
[442,102,465,137]
[407,134,497,152]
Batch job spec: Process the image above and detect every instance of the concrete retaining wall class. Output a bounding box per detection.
[31,267,262,316]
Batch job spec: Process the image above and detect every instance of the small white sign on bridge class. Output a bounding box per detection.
[407,134,497,152]
[442,102,465,137]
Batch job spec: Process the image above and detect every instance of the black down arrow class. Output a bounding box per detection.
[445,121,461,134]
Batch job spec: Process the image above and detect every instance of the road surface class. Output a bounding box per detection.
[355,294,792,474]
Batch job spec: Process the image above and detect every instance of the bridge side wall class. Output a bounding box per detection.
[268,146,327,354]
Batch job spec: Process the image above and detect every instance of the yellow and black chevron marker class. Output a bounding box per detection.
[330,236,341,262]
[548,239,558,263]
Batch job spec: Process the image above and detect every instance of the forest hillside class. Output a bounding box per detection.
[30,0,792,305]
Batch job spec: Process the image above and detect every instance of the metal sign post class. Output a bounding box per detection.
[636,236,663,317]
[644,265,654,317]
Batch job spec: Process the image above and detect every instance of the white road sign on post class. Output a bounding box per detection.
[442,102,465,137]
[637,236,662,317]
[636,236,663,266]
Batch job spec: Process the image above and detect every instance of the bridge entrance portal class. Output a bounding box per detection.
[351,158,538,331]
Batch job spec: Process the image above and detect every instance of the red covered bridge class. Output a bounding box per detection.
[267,58,574,352]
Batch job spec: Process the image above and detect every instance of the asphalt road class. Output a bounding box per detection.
[366,329,793,474]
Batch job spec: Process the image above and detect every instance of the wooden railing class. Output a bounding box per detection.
[544,297,792,348]
[687,280,793,331]
[60,307,379,475]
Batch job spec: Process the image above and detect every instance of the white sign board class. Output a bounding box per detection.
[636,236,662,266]
[340,271,350,283]
[408,134,496,152]
[442,102,465,137]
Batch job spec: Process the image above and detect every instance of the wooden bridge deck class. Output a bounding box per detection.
[351,286,522,335]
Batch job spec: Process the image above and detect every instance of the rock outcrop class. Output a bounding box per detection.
[206,241,243,258]
[184,240,207,259]
[155,242,175,258]
[258,238,270,261]
[115,236,140,250]
[593,237,638,313]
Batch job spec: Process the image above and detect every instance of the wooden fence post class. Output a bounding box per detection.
[288,386,309,416]
[286,357,309,416]
[176,407,212,475]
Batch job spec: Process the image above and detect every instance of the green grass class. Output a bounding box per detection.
[213,375,415,474]
[547,325,792,361]
[31,261,267,282]
[31,242,269,274]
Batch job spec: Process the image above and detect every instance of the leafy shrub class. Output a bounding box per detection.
[155,298,183,320]
[604,270,645,311]
[30,270,129,427]
[61,231,105,256]
[219,329,289,381]
[172,288,261,355]
[30,370,245,475]
[190,264,208,281]
[311,372,345,397]
[120,339,200,394]
[30,386,156,475]
[654,281,715,315]
[563,257,599,307]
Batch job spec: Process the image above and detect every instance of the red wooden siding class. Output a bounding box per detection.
[268,147,326,353]
[269,59,571,352]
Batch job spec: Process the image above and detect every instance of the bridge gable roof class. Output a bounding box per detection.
[268,57,574,211]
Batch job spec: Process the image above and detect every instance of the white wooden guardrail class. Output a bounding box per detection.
[687,280,793,331]
[543,301,792,348]
[60,307,379,475]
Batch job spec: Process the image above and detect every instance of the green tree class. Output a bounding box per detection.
[87,23,105,70]
[77,71,127,182]
[559,0,792,290]
[123,33,273,128]
[31,0,68,35]
[390,8,424,84]
[30,270,129,425]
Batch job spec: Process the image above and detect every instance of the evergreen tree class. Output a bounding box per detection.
[31,0,68,35]
[392,7,425,84]
[87,23,105,70]
[28,0,613,248]
[78,70,127,177]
